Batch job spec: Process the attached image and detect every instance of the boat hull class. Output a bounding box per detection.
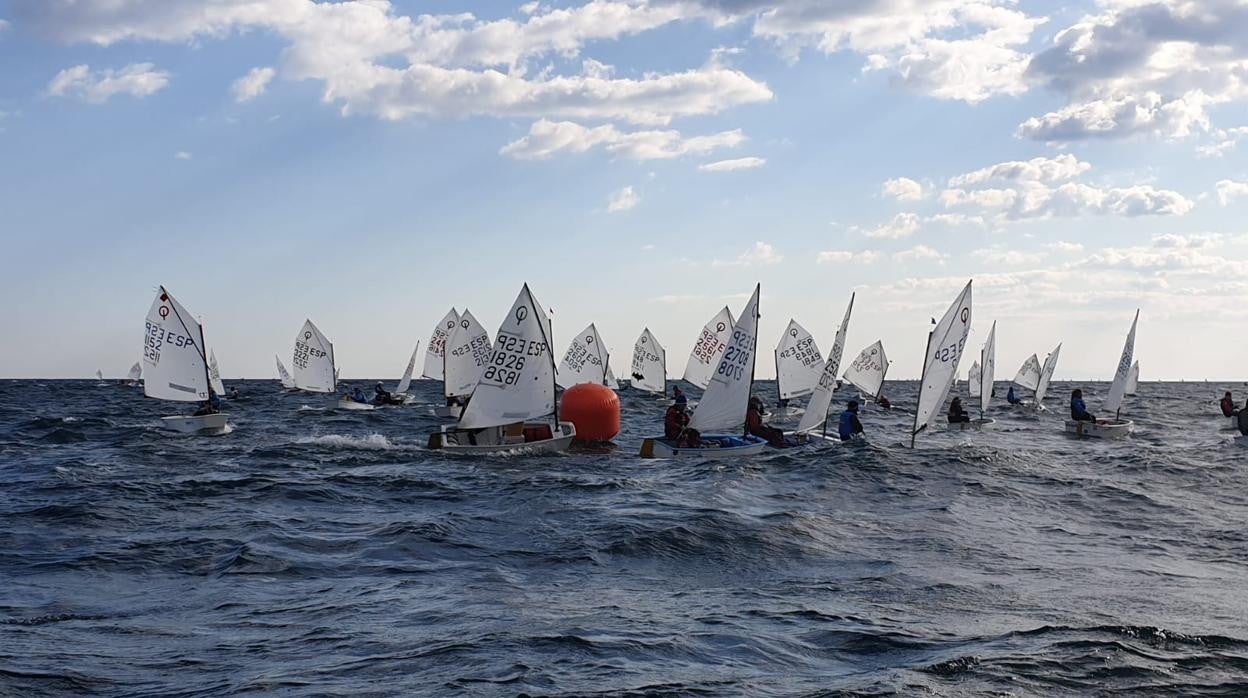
[638,434,768,458]
[160,413,229,435]
[1065,419,1132,439]
[434,404,464,419]
[429,421,576,455]
[947,417,995,431]
[337,399,376,411]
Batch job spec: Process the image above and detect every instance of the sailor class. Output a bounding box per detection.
[1007,385,1022,405]
[947,396,971,423]
[194,389,221,416]
[351,386,368,404]
[746,396,790,447]
[1220,391,1236,417]
[672,385,686,402]
[1070,389,1095,422]
[876,394,892,410]
[226,386,240,400]
[838,400,864,441]
[664,395,699,447]
[373,382,396,405]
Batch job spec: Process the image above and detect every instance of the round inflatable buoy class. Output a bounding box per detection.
[561,383,620,442]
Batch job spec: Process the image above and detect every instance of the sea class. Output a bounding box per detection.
[2,378,1246,696]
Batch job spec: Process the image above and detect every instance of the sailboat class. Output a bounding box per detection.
[773,319,824,415]
[290,319,343,406]
[94,369,107,386]
[124,361,142,387]
[435,310,491,419]
[604,365,621,389]
[208,349,227,397]
[629,328,667,396]
[640,285,767,458]
[275,355,295,390]
[682,306,735,389]
[1013,354,1041,393]
[389,341,421,404]
[911,281,973,447]
[142,286,229,435]
[557,323,610,388]
[967,360,981,400]
[794,294,854,436]
[1026,343,1062,410]
[1125,360,1140,396]
[1066,311,1137,439]
[427,285,576,454]
[843,340,889,405]
[422,308,459,381]
[954,321,996,429]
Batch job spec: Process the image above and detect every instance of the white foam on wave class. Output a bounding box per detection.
[295,433,407,450]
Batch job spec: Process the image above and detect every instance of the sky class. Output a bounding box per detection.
[2,0,1247,381]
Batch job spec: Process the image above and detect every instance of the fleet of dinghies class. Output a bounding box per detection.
[127,278,1174,447]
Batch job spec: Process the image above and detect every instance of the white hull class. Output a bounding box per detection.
[160,413,229,435]
[429,421,576,455]
[337,399,376,411]
[639,434,768,458]
[1065,419,1132,439]
[434,404,464,419]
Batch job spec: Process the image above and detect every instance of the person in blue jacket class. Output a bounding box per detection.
[193,389,221,416]
[351,386,368,404]
[1070,388,1095,422]
[838,400,864,441]
[1007,385,1022,405]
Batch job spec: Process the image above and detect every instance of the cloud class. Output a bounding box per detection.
[816,249,880,265]
[713,241,783,267]
[1016,92,1212,142]
[46,63,170,103]
[1216,180,1248,206]
[863,212,921,239]
[606,185,639,213]
[948,154,1090,187]
[926,213,986,227]
[174,151,192,160]
[882,176,924,201]
[18,1,772,126]
[893,244,947,263]
[231,66,275,102]
[972,248,1044,266]
[1198,126,1248,158]
[1046,241,1084,254]
[698,156,765,172]
[641,243,655,252]
[501,119,744,160]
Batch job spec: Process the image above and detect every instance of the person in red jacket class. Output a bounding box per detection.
[1220,391,1236,417]
[664,395,700,447]
[746,396,789,447]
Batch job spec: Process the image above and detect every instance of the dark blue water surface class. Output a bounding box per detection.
[2,378,1247,696]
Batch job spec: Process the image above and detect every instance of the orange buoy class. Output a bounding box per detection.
[561,383,621,442]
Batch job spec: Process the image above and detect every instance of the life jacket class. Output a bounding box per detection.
[838,410,857,439]
[1221,397,1235,417]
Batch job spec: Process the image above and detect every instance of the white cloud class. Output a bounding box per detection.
[698,156,765,172]
[816,249,880,265]
[1016,92,1212,142]
[641,243,655,252]
[1047,241,1085,254]
[46,63,170,103]
[948,154,1090,187]
[882,176,924,201]
[174,151,192,160]
[231,66,275,102]
[1216,180,1248,206]
[863,212,921,239]
[1198,126,1248,158]
[972,248,1044,266]
[893,244,947,263]
[713,241,783,267]
[501,119,745,160]
[926,213,986,227]
[606,185,639,213]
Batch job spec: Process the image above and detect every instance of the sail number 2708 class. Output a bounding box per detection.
[715,329,753,381]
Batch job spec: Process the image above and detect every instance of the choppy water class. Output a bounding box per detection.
[2,378,1247,696]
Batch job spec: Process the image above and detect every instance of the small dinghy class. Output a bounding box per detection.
[275,355,296,390]
[422,308,460,382]
[1065,310,1137,439]
[557,323,612,389]
[682,306,735,389]
[842,338,890,410]
[640,285,768,458]
[123,362,142,387]
[388,341,421,405]
[960,320,997,430]
[142,286,230,435]
[291,319,337,396]
[791,294,854,437]
[773,318,824,416]
[1125,360,1140,396]
[433,310,490,418]
[1020,344,1061,411]
[911,280,973,447]
[428,285,576,454]
[95,369,108,387]
[336,399,376,411]
[629,328,667,396]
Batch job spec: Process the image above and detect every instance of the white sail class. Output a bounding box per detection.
[275,355,294,388]
[1102,310,1139,417]
[557,323,609,388]
[843,340,888,398]
[682,306,736,389]
[913,281,973,439]
[797,294,854,433]
[208,349,227,395]
[775,319,825,401]
[630,328,666,394]
[690,286,760,433]
[604,365,620,389]
[444,310,492,400]
[1034,343,1061,404]
[292,319,335,393]
[1013,354,1041,390]
[96,369,104,381]
[142,286,210,403]
[1125,360,1139,395]
[127,362,142,381]
[395,342,420,395]
[967,360,981,398]
[458,285,556,429]
[422,308,459,380]
[979,322,996,416]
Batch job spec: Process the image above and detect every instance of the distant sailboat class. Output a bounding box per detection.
[422,308,459,381]
[967,360,981,400]
[682,306,734,389]
[911,281,973,447]
[292,319,336,394]
[275,355,295,389]
[392,341,421,402]
[1013,354,1042,392]
[95,369,107,386]
[641,285,767,458]
[208,349,227,396]
[124,362,142,386]
[1066,311,1137,439]
[774,319,824,414]
[1029,343,1062,410]
[428,285,575,453]
[961,321,996,429]
[142,286,229,435]
[435,310,491,419]
[1125,360,1140,396]
[795,293,854,435]
[629,328,666,395]
[843,339,889,402]
[557,323,610,389]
